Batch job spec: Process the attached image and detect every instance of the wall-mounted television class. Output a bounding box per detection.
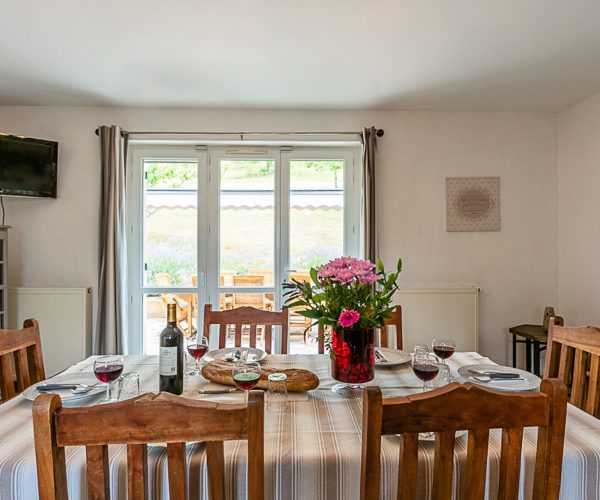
[0,134,58,198]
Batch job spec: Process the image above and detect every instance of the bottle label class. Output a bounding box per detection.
[159,346,178,376]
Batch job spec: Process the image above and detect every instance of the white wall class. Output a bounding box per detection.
[0,106,559,362]
[558,92,600,325]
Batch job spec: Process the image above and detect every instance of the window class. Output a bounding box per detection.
[127,144,361,354]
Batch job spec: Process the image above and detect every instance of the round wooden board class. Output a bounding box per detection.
[201,360,320,392]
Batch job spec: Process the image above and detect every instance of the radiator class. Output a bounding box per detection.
[8,287,92,376]
[394,287,479,352]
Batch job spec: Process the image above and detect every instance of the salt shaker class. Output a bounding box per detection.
[266,373,289,412]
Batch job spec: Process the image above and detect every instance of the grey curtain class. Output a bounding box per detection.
[362,127,378,263]
[94,126,129,355]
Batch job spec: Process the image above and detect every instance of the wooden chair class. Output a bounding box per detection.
[0,319,45,402]
[361,380,567,500]
[33,391,264,500]
[544,317,600,417]
[231,274,273,310]
[156,272,196,336]
[378,305,403,349]
[204,304,289,354]
[317,305,403,353]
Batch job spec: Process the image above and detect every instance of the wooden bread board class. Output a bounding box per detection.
[201,360,319,392]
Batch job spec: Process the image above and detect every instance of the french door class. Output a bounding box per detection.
[128,144,361,354]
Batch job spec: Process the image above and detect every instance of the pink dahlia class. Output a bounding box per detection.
[338,309,360,328]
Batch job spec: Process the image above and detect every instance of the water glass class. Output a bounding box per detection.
[118,372,140,401]
[266,373,289,412]
[429,363,451,389]
[412,344,429,356]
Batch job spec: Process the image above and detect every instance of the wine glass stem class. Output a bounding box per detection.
[195,358,200,373]
[245,390,249,404]
[105,383,111,401]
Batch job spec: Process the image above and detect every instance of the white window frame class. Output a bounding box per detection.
[127,142,362,354]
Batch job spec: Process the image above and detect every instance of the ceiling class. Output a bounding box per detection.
[2,1,600,111]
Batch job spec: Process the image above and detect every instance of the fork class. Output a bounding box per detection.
[37,382,102,394]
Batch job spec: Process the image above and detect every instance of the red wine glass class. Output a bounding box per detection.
[186,335,209,376]
[431,338,456,371]
[412,352,439,393]
[232,358,261,403]
[93,355,124,401]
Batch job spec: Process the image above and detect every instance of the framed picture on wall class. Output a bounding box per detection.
[446,177,500,232]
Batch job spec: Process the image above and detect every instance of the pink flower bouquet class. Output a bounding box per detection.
[283,257,402,332]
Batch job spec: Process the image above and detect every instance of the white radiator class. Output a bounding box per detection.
[394,287,479,352]
[8,287,92,376]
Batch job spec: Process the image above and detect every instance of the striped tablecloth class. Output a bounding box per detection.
[0,352,599,499]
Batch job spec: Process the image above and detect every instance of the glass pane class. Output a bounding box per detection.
[289,160,344,270]
[220,160,274,284]
[144,292,198,355]
[144,161,197,287]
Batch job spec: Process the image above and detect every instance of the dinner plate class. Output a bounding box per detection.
[457,364,541,392]
[23,373,106,403]
[374,348,411,367]
[203,347,267,363]
[418,429,468,442]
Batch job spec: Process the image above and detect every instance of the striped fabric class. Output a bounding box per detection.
[0,353,598,499]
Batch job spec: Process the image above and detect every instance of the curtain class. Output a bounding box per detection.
[361,126,378,263]
[94,126,129,355]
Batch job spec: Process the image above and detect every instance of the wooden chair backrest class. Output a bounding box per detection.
[378,305,403,350]
[0,319,45,402]
[249,269,274,286]
[544,317,600,416]
[203,304,289,354]
[361,380,567,500]
[317,305,403,353]
[231,275,270,310]
[33,391,264,500]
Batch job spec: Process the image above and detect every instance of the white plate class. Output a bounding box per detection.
[23,373,107,403]
[204,347,267,363]
[374,348,411,367]
[457,364,541,392]
[418,429,468,442]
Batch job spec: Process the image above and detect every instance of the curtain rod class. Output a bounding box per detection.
[94,128,384,138]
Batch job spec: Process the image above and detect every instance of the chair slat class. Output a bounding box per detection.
[264,325,272,354]
[464,428,489,500]
[206,441,225,500]
[586,355,600,416]
[86,445,109,499]
[219,324,227,349]
[166,442,186,500]
[497,427,524,500]
[127,444,148,500]
[0,355,15,400]
[249,324,257,348]
[247,391,265,500]
[432,431,455,500]
[14,349,31,392]
[557,345,573,385]
[397,433,418,500]
[570,349,586,407]
[235,324,242,347]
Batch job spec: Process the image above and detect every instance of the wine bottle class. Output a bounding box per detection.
[159,302,183,395]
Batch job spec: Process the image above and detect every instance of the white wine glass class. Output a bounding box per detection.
[232,358,261,403]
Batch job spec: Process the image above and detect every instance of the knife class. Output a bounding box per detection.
[198,388,241,394]
[467,370,521,379]
[375,349,389,363]
[37,384,79,391]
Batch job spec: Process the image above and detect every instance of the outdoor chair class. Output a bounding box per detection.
[155,272,196,336]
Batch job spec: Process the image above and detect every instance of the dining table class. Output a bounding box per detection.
[1,351,599,499]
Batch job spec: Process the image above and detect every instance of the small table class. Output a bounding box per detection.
[509,324,547,376]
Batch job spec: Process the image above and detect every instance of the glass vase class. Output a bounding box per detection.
[330,327,375,398]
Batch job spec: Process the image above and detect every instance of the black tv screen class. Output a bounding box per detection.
[0,134,58,198]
